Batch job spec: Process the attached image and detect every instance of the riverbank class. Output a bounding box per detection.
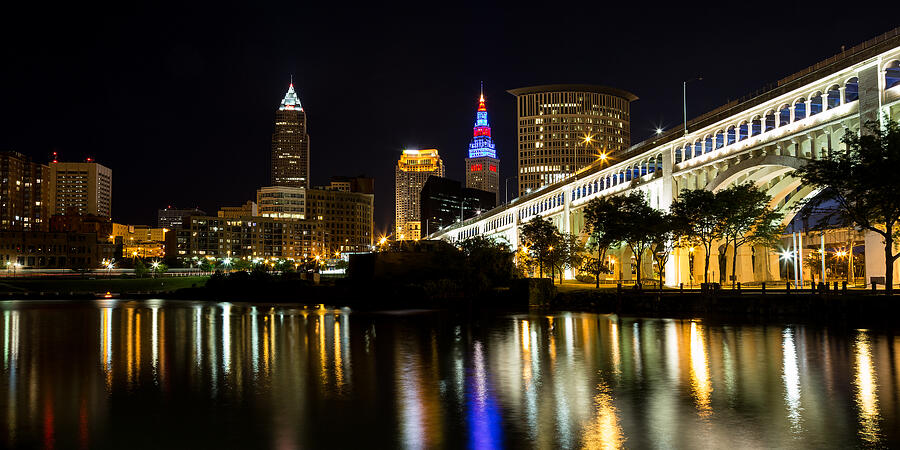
[2,276,898,326]
[0,276,208,298]
[549,284,900,325]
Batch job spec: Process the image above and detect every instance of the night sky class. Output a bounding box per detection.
[2,4,895,233]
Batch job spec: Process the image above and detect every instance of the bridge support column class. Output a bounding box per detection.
[734,245,754,284]
[864,230,899,289]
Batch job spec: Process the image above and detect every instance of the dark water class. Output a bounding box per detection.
[1,300,900,449]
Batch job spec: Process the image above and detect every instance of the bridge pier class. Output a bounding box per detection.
[864,230,899,289]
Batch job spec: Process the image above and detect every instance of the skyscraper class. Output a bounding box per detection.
[395,149,444,241]
[49,160,112,217]
[508,84,637,195]
[271,82,310,188]
[465,86,500,203]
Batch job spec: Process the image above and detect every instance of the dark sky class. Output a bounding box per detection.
[2,3,895,233]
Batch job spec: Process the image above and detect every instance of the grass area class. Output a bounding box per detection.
[0,276,208,294]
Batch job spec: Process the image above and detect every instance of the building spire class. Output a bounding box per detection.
[477,82,487,112]
[279,79,303,111]
[468,85,495,158]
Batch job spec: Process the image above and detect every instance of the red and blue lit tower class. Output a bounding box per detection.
[465,84,500,203]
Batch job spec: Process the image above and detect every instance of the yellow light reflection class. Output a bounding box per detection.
[609,320,620,375]
[135,311,141,385]
[100,308,112,389]
[581,380,624,449]
[334,319,344,388]
[854,330,882,445]
[126,309,133,384]
[782,328,802,433]
[521,320,530,352]
[689,321,712,418]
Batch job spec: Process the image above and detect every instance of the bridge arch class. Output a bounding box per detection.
[705,155,808,193]
[704,154,816,225]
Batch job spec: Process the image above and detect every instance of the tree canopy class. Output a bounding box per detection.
[796,119,900,293]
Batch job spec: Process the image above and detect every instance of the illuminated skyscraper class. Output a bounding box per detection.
[465,85,500,203]
[395,149,444,240]
[508,84,636,195]
[271,82,310,188]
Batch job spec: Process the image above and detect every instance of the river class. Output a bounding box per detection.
[1,299,898,448]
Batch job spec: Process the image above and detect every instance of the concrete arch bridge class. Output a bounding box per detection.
[431,31,900,287]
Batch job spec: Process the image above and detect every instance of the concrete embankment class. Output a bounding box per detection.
[550,288,900,323]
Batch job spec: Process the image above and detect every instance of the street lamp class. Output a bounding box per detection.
[504,176,517,204]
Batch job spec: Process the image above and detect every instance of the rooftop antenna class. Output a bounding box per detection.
[480,80,484,98]
[290,74,293,86]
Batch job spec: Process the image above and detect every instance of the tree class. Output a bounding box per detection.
[459,235,517,290]
[718,183,784,288]
[618,192,663,288]
[233,259,251,272]
[797,120,900,293]
[582,241,612,288]
[199,259,214,274]
[519,215,561,279]
[649,213,675,291]
[584,195,629,288]
[134,259,149,278]
[153,262,169,275]
[545,233,584,285]
[671,189,726,285]
[584,191,669,288]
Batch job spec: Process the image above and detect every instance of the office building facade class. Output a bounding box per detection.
[0,231,116,269]
[174,215,324,262]
[49,160,112,217]
[395,149,444,241]
[305,187,374,253]
[257,186,306,219]
[508,85,636,195]
[158,206,206,228]
[271,83,311,188]
[420,176,496,236]
[0,151,51,231]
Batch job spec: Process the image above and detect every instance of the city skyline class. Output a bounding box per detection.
[1,5,896,233]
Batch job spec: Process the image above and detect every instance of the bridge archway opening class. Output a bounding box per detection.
[809,91,823,116]
[765,110,776,132]
[845,77,859,102]
[794,98,807,121]
[752,116,763,136]
[826,85,841,109]
[779,104,791,126]
[886,60,900,90]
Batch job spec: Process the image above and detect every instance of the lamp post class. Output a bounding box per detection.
[683,77,703,135]
[504,176,517,204]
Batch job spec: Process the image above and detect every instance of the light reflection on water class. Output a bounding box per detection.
[0,300,899,448]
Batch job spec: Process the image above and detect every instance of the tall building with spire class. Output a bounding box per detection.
[271,81,310,188]
[465,85,500,203]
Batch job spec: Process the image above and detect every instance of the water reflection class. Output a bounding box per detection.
[783,328,803,433]
[1,302,900,448]
[582,380,624,449]
[689,321,712,418]
[854,330,882,445]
